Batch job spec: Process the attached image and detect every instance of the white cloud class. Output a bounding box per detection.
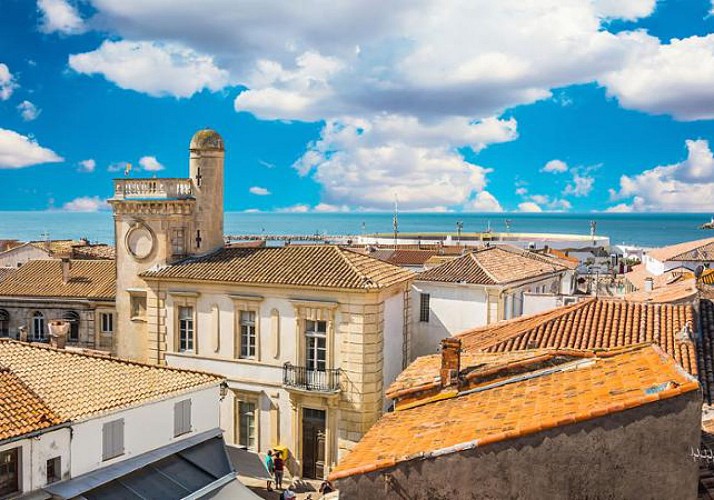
[0,63,17,101]
[515,187,528,196]
[314,203,349,212]
[518,202,542,212]
[592,0,656,20]
[249,186,271,196]
[292,115,516,210]
[276,204,310,213]
[17,101,41,121]
[138,155,164,171]
[466,191,503,212]
[604,203,632,213]
[541,159,568,173]
[38,0,85,34]
[0,129,63,168]
[62,196,109,212]
[78,159,96,172]
[69,40,230,98]
[563,170,595,197]
[608,139,714,211]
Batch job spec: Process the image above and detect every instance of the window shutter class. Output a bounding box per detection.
[186,399,192,432]
[114,419,124,456]
[174,401,182,436]
[102,421,112,460]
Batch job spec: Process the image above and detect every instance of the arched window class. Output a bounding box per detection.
[0,310,8,337]
[63,311,80,342]
[32,312,45,341]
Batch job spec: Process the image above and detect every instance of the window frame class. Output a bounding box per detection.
[419,293,430,323]
[239,310,257,359]
[31,311,45,340]
[0,310,9,337]
[129,292,147,322]
[63,311,80,342]
[46,456,61,484]
[170,227,187,258]
[305,319,327,372]
[100,312,114,334]
[0,447,20,497]
[236,399,257,450]
[178,306,195,353]
[102,419,125,461]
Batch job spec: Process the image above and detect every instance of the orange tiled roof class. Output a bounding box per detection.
[330,344,699,481]
[369,249,439,267]
[456,298,697,375]
[0,268,15,283]
[0,339,223,421]
[141,245,414,290]
[698,300,714,404]
[647,237,714,262]
[701,269,714,286]
[0,259,115,300]
[0,367,64,441]
[623,278,698,304]
[624,264,693,291]
[71,244,115,260]
[417,245,567,285]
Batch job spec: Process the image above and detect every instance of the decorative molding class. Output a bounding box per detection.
[229,294,264,303]
[168,290,201,298]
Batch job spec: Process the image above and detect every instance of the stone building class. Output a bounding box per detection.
[0,239,114,269]
[0,259,115,351]
[109,129,415,479]
[331,342,701,499]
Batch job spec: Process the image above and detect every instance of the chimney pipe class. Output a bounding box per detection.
[61,258,72,284]
[644,277,654,293]
[440,338,462,388]
[48,320,69,349]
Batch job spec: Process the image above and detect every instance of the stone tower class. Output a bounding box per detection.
[109,129,225,363]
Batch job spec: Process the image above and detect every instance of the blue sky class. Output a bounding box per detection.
[3,0,714,213]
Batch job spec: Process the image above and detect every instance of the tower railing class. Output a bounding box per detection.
[111,178,193,200]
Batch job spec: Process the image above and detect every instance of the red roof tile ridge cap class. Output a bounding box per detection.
[0,338,224,381]
[468,250,500,284]
[339,247,378,288]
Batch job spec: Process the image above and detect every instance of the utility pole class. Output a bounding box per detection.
[456,221,464,246]
[393,194,399,248]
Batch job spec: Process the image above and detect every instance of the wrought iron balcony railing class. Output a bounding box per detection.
[282,363,341,393]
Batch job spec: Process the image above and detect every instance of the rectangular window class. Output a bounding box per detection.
[419,293,430,322]
[102,419,124,461]
[305,320,327,372]
[171,228,186,257]
[46,457,61,484]
[100,313,113,333]
[174,399,192,437]
[130,294,147,320]
[178,306,194,352]
[239,311,256,359]
[0,448,19,497]
[238,401,256,450]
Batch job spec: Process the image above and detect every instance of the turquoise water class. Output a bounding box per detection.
[0,211,711,248]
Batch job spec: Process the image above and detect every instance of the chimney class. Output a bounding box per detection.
[61,258,72,284]
[440,338,462,388]
[48,320,69,349]
[644,277,654,293]
[18,326,28,342]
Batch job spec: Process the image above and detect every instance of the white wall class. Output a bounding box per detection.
[0,246,49,268]
[70,386,220,476]
[0,427,71,495]
[383,291,405,410]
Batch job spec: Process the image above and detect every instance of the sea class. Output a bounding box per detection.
[0,211,712,249]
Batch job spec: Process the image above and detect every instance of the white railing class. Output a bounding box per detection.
[112,178,193,200]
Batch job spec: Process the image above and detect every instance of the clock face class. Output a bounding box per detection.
[125,222,155,260]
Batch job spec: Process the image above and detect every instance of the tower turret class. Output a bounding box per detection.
[189,129,225,253]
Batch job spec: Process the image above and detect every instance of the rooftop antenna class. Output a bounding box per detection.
[393,193,399,248]
[456,221,464,246]
[590,220,597,246]
[505,219,512,232]
[361,221,366,235]
[40,230,50,253]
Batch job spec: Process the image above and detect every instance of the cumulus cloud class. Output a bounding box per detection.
[314,203,349,212]
[592,0,656,20]
[517,189,572,211]
[608,139,714,211]
[249,186,271,196]
[62,196,109,212]
[78,159,96,172]
[69,40,230,98]
[541,159,568,173]
[466,191,503,212]
[518,202,543,212]
[38,0,85,34]
[276,204,310,213]
[0,129,63,168]
[0,64,17,101]
[138,155,164,171]
[563,170,595,197]
[17,101,41,121]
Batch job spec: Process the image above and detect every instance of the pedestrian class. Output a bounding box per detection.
[319,479,334,494]
[264,450,274,492]
[273,451,285,490]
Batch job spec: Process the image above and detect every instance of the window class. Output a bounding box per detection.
[239,311,256,359]
[0,310,8,337]
[419,293,430,322]
[100,313,114,333]
[238,401,256,450]
[63,311,80,342]
[305,320,327,372]
[171,228,186,257]
[174,399,192,437]
[0,448,19,497]
[102,419,124,461]
[46,457,61,484]
[130,294,147,320]
[178,306,194,352]
[32,311,45,340]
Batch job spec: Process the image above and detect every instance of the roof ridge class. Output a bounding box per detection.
[337,247,374,285]
[468,250,499,284]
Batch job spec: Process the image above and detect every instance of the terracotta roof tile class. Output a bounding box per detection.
[0,259,115,300]
[369,249,439,266]
[141,245,414,290]
[647,237,714,262]
[71,244,115,260]
[623,278,698,304]
[0,368,64,441]
[456,298,697,376]
[697,300,714,404]
[330,344,699,481]
[0,339,223,421]
[417,245,567,285]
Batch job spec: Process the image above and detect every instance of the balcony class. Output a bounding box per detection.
[283,363,341,394]
[111,178,193,201]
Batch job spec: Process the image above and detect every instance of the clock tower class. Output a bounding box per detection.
[109,129,225,363]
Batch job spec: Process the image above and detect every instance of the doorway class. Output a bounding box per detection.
[301,408,326,479]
